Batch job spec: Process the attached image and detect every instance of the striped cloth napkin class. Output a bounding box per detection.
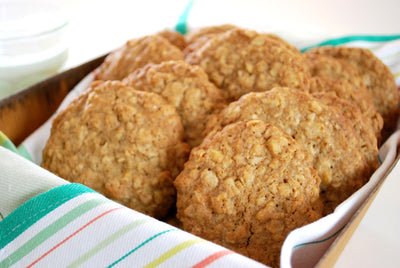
[1,23,400,268]
[0,157,265,267]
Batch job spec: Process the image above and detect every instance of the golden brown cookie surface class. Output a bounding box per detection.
[185,28,310,101]
[123,60,227,147]
[306,46,399,138]
[309,77,383,142]
[305,52,365,87]
[42,81,189,218]
[184,25,300,58]
[175,120,323,268]
[183,24,239,57]
[157,29,187,50]
[204,88,370,214]
[312,92,379,175]
[185,24,238,44]
[96,35,184,81]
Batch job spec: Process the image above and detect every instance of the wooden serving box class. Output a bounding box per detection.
[0,55,398,267]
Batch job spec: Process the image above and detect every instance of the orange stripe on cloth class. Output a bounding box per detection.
[27,207,124,268]
[191,250,234,268]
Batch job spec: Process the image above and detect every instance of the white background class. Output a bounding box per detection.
[54,0,400,69]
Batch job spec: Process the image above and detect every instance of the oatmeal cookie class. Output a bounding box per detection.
[312,92,379,173]
[175,119,323,268]
[309,77,383,142]
[185,28,310,101]
[306,46,399,138]
[204,88,370,214]
[96,34,184,81]
[157,29,187,50]
[123,60,227,147]
[185,24,238,44]
[183,24,238,55]
[305,52,365,87]
[184,25,299,56]
[42,81,190,218]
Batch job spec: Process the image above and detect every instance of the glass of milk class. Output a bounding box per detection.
[0,1,69,99]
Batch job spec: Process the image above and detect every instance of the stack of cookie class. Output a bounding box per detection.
[41,25,399,267]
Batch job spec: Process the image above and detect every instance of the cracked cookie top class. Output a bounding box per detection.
[204,88,371,214]
[157,29,187,50]
[309,77,383,142]
[185,28,310,101]
[305,52,365,87]
[174,119,323,267]
[306,46,399,139]
[183,24,239,56]
[123,60,227,147]
[96,34,184,81]
[312,92,379,179]
[42,81,190,219]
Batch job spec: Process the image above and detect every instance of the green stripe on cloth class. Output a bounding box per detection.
[301,34,400,52]
[107,229,179,268]
[380,50,400,61]
[16,144,33,161]
[66,218,150,268]
[0,183,96,250]
[175,0,194,34]
[0,131,20,155]
[0,196,110,267]
[26,206,124,268]
[143,238,204,268]
[293,224,346,248]
[0,131,32,161]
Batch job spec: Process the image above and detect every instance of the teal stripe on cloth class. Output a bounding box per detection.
[66,218,150,268]
[301,34,400,52]
[107,229,179,268]
[0,197,111,267]
[0,183,96,250]
[175,0,194,34]
[294,224,346,248]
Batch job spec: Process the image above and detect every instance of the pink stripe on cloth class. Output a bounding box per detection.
[191,250,234,268]
[27,207,124,268]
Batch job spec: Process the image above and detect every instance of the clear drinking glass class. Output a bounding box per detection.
[0,0,69,99]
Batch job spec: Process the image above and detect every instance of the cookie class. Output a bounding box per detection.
[185,25,299,54]
[312,92,379,173]
[204,88,370,214]
[184,24,238,44]
[305,52,365,87]
[123,60,227,148]
[306,46,399,139]
[175,119,323,267]
[157,29,187,50]
[96,34,184,81]
[185,28,310,101]
[42,81,190,219]
[309,77,383,142]
[182,24,237,58]
[183,24,240,57]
